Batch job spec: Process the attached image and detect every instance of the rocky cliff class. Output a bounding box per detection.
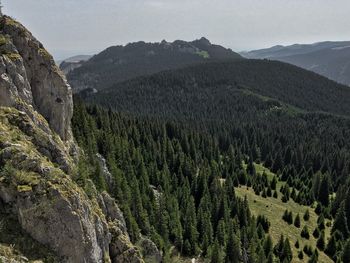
[0,16,146,263]
[0,16,72,142]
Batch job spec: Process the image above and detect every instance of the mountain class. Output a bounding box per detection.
[0,16,149,262]
[82,58,350,262]
[59,55,92,74]
[67,37,242,92]
[242,41,350,86]
[86,59,350,118]
[2,14,350,263]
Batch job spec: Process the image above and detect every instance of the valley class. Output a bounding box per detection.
[1,3,350,262]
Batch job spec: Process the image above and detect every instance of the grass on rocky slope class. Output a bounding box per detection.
[236,163,333,263]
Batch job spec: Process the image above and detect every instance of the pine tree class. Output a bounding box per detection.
[325,233,338,259]
[271,176,277,190]
[303,209,310,221]
[281,238,292,263]
[318,174,330,206]
[332,202,350,238]
[313,227,320,239]
[183,196,198,255]
[225,226,241,263]
[301,225,310,239]
[298,250,303,260]
[211,239,223,263]
[308,249,318,263]
[342,239,350,263]
[257,244,266,263]
[316,231,325,251]
[274,235,285,259]
[294,214,301,228]
[263,235,273,257]
[345,191,350,232]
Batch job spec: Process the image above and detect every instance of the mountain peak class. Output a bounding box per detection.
[67,37,242,92]
[195,37,211,46]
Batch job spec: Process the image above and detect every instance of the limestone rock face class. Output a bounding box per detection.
[0,16,73,141]
[0,17,145,263]
[0,107,144,263]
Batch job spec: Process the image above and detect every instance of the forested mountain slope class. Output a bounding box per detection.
[67,37,242,92]
[87,59,350,118]
[80,58,350,262]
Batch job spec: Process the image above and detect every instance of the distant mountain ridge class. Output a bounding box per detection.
[59,55,92,74]
[67,37,242,92]
[86,59,350,118]
[241,41,350,86]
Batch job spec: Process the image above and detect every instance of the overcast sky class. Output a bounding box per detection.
[3,0,350,60]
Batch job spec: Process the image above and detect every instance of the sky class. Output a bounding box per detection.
[3,0,350,60]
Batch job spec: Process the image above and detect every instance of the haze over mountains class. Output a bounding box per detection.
[58,55,92,74]
[242,41,350,86]
[66,37,242,92]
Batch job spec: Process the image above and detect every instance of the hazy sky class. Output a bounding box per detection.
[3,0,350,60]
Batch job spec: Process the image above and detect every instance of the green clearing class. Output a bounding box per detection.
[196,50,210,59]
[236,163,333,263]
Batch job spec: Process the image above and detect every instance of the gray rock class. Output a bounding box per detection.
[0,16,73,142]
[0,17,147,263]
[96,153,115,191]
[139,236,162,263]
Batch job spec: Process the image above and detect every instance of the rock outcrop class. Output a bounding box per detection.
[0,16,145,263]
[0,106,143,263]
[0,16,73,141]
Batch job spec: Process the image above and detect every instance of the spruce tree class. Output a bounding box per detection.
[316,231,325,251]
[308,249,318,263]
[345,191,350,232]
[281,238,292,263]
[298,250,303,260]
[342,239,350,263]
[263,235,273,257]
[332,202,350,238]
[211,239,223,263]
[318,174,330,206]
[325,233,338,259]
[301,225,310,239]
[294,214,301,228]
[295,240,300,249]
[225,227,240,263]
[313,227,320,239]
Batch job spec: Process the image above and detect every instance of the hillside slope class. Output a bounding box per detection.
[67,37,242,92]
[242,41,350,86]
[87,59,350,118]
